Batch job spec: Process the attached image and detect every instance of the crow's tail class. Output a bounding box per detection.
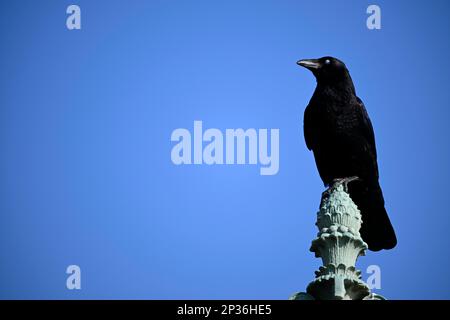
[348,180,397,251]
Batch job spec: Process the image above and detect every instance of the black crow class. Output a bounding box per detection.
[297,56,396,251]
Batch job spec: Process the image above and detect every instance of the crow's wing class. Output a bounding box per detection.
[356,97,377,160]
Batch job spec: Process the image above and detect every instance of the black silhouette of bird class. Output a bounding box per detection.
[297,56,396,251]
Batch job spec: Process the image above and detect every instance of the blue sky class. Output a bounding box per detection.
[1,0,450,299]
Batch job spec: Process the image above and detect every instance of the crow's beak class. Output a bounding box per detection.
[297,59,321,71]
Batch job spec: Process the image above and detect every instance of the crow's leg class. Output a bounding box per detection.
[332,176,360,192]
[321,176,360,200]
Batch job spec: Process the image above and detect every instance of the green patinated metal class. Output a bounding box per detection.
[290,180,385,300]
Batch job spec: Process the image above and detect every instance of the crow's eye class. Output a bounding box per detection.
[325,59,331,65]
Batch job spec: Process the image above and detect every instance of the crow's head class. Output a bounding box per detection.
[297,56,352,86]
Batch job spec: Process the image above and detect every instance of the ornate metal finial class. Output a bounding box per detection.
[290,178,385,300]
